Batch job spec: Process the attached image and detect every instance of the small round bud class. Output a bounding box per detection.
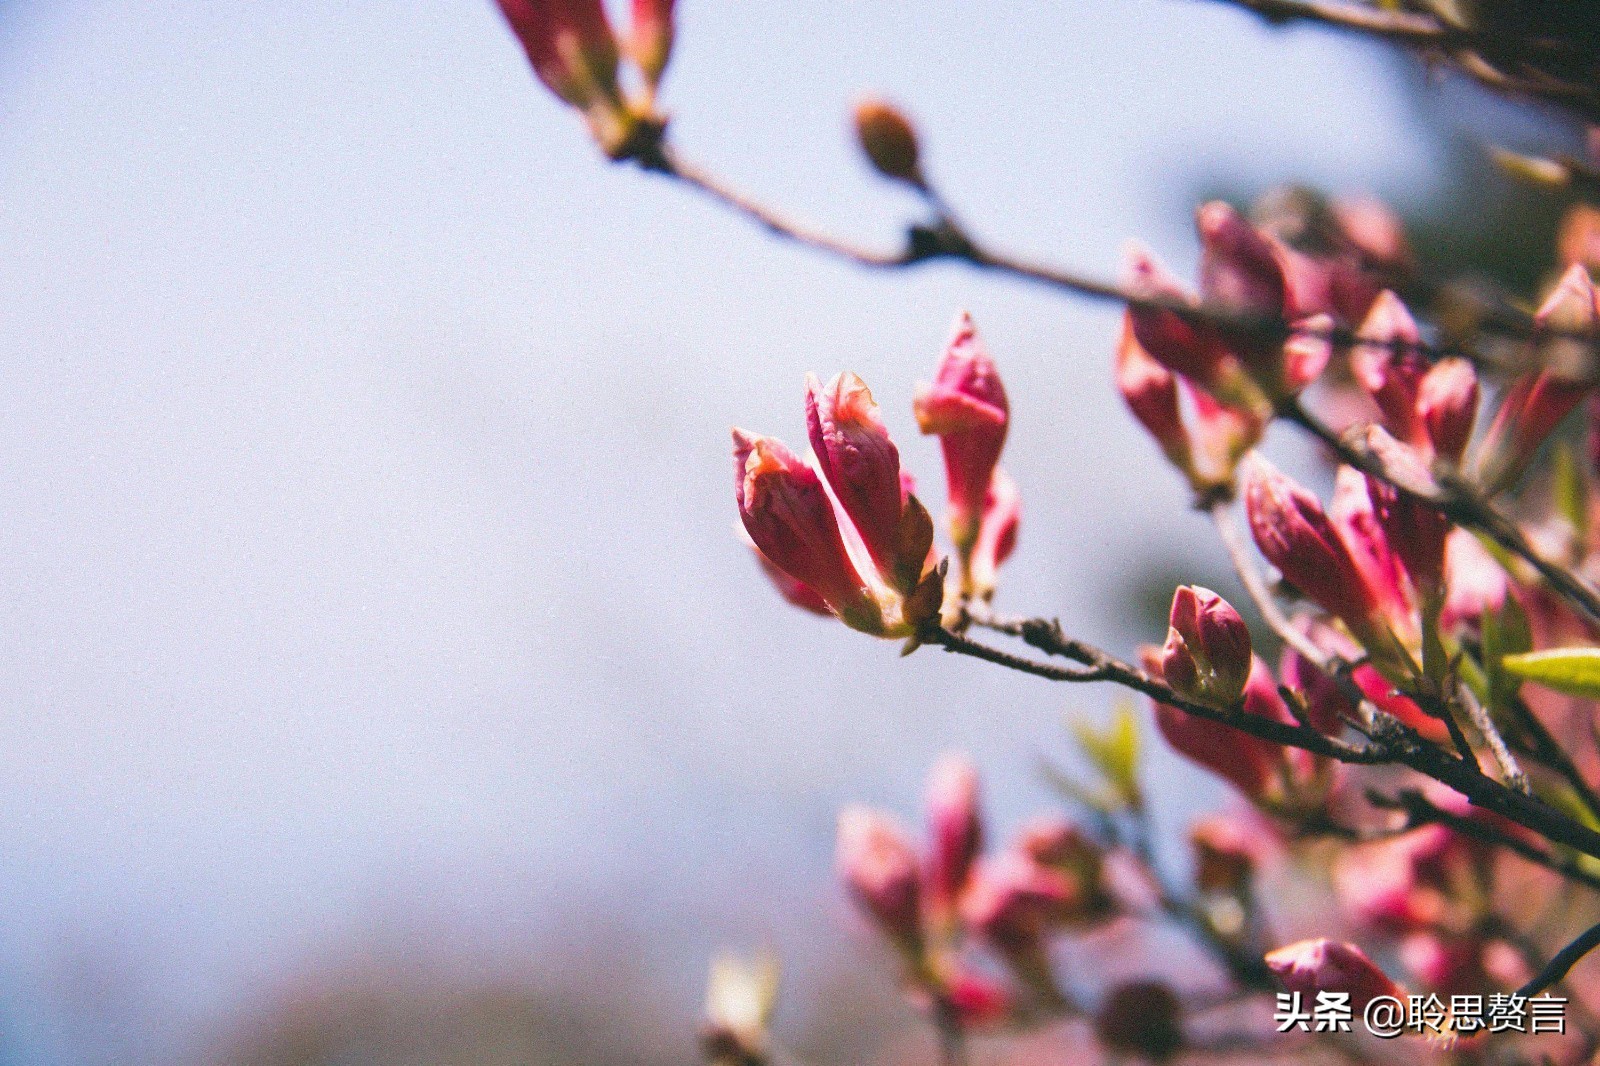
[853,98,924,187]
[1094,981,1185,1061]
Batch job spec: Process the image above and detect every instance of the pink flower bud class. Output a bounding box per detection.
[1441,528,1508,632]
[496,0,621,110]
[806,372,908,587]
[966,470,1020,600]
[960,852,1079,949]
[1148,650,1288,800]
[1364,470,1449,603]
[942,969,1013,1030]
[925,754,983,909]
[1115,317,1195,477]
[1198,201,1287,321]
[1125,248,1253,409]
[1478,265,1597,494]
[1333,196,1412,276]
[628,0,675,88]
[837,806,922,950]
[1281,316,1332,395]
[914,313,1009,553]
[742,532,832,617]
[1416,357,1479,465]
[733,430,882,633]
[1189,815,1259,893]
[1265,938,1404,1012]
[1243,456,1383,641]
[1162,586,1252,705]
[1351,291,1428,448]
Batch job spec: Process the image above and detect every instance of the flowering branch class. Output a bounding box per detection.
[1205,0,1600,122]
[934,615,1600,865]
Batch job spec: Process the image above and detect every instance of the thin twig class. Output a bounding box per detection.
[1518,919,1600,998]
[1456,681,1530,793]
[927,620,1600,864]
[1372,790,1600,893]
[1207,0,1600,122]
[1506,693,1600,824]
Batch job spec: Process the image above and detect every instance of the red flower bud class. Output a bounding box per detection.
[853,99,924,187]
[742,533,832,617]
[1162,585,1252,705]
[1478,265,1597,494]
[1351,291,1428,448]
[806,372,908,587]
[628,0,675,88]
[1149,651,1290,800]
[925,754,983,910]
[1115,316,1195,478]
[1416,357,1479,465]
[914,312,1009,554]
[496,0,621,110]
[941,968,1013,1030]
[1265,938,1405,1012]
[966,470,1020,600]
[1125,248,1254,409]
[960,852,1079,950]
[1190,815,1259,894]
[1243,456,1384,643]
[733,430,881,633]
[837,806,922,950]
[1198,201,1288,321]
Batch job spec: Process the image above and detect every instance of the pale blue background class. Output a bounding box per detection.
[0,2,1461,1061]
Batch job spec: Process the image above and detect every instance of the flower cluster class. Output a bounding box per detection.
[837,756,1115,1033]
[733,314,1019,637]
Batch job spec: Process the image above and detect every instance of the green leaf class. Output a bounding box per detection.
[1071,702,1141,807]
[1554,442,1590,546]
[1502,647,1600,700]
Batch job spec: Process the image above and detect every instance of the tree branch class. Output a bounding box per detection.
[1518,919,1600,998]
[928,619,1600,865]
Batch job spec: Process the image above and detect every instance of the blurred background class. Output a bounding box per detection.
[0,2,1581,1063]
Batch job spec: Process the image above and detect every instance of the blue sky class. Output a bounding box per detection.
[0,2,1455,1061]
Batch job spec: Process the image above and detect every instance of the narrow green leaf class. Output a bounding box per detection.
[1502,647,1600,700]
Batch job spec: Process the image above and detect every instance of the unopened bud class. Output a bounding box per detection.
[1189,815,1257,894]
[925,754,983,909]
[1265,938,1404,1012]
[853,99,924,187]
[1094,981,1185,1062]
[837,806,922,951]
[1163,586,1251,705]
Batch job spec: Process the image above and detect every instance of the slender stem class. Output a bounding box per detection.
[1374,790,1600,893]
[638,146,1587,368]
[1456,681,1529,793]
[1208,498,1332,669]
[1518,919,1600,998]
[927,620,1600,865]
[1507,693,1600,824]
[1206,0,1600,122]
